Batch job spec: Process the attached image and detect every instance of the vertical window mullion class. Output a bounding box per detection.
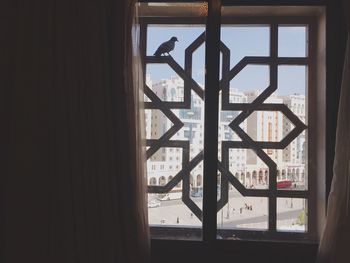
[140,20,147,80]
[269,22,278,231]
[307,19,317,239]
[203,0,221,243]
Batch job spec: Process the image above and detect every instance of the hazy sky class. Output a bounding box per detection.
[146,25,307,96]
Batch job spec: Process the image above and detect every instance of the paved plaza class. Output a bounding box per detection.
[149,190,306,231]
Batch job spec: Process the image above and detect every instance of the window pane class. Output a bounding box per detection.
[218,10,310,239]
[277,198,307,232]
[147,26,206,72]
[229,65,270,103]
[221,26,270,66]
[278,26,307,57]
[146,65,185,102]
[141,4,320,241]
[278,65,307,100]
[144,21,205,240]
[217,188,269,231]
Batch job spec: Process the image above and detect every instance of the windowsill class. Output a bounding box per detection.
[151,238,318,263]
[150,225,318,243]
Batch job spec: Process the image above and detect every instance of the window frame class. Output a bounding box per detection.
[140,1,326,244]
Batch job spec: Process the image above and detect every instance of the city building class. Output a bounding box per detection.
[146,76,307,189]
[281,94,307,182]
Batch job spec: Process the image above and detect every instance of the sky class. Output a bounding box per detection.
[146,25,307,96]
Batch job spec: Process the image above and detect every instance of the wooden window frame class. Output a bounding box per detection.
[140,0,326,249]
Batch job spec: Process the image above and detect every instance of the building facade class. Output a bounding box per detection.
[145,76,306,190]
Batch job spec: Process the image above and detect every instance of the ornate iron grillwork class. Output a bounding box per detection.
[143,21,310,233]
[217,24,308,231]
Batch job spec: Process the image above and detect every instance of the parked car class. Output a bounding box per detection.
[277,180,293,189]
[190,187,203,197]
[190,190,203,197]
[148,199,161,208]
[190,186,221,197]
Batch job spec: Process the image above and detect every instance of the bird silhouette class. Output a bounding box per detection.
[153,37,178,57]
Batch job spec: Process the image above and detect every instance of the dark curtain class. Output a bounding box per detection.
[317,1,350,262]
[1,1,149,262]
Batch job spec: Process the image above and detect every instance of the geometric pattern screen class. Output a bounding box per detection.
[144,24,308,232]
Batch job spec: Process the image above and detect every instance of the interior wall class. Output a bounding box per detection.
[151,239,318,263]
[1,0,347,262]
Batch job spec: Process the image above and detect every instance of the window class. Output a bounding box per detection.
[141,2,325,243]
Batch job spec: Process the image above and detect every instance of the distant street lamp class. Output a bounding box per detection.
[221,206,224,227]
[187,111,195,191]
[225,114,233,220]
[187,111,194,144]
[226,203,230,219]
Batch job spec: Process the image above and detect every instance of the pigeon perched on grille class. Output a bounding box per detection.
[153,37,178,57]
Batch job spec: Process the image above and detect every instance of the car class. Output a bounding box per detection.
[157,191,182,201]
[190,191,203,197]
[148,199,161,208]
[190,186,221,197]
[190,187,203,197]
[277,180,293,189]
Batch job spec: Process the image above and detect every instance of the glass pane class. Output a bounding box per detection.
[221,26,270,66]
[144,18,206,239]
[147,26,206,71]
[242,110,295,142]
[145,109,174,140]
[219,7,310,238]
[277,66,308,191]
[277,135,308,190]
[145,65,185,102]
[278,26,307,57]
[277,65,307,100]
[277,198,307,232]
[229,65,270,103]
[148,193,202,226]
[173,91,204,161]
[192,43,206,86]
[217,188,269,230]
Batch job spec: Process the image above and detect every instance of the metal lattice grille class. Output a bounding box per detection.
[217,24,308,231]
[142,15,314,238]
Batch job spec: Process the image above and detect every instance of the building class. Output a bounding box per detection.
[146,76,307,188]
[244,90,284,184]
[146,76,204,187]
[281,94,307,182]
[243,91,306,184]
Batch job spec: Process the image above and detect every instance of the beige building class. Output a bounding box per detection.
[145,77,307,189]
[281,94,306,182]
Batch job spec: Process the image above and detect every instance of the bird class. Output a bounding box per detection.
[153,36,178,57]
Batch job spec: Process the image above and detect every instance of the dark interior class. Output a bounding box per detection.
[2,0,348,262]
